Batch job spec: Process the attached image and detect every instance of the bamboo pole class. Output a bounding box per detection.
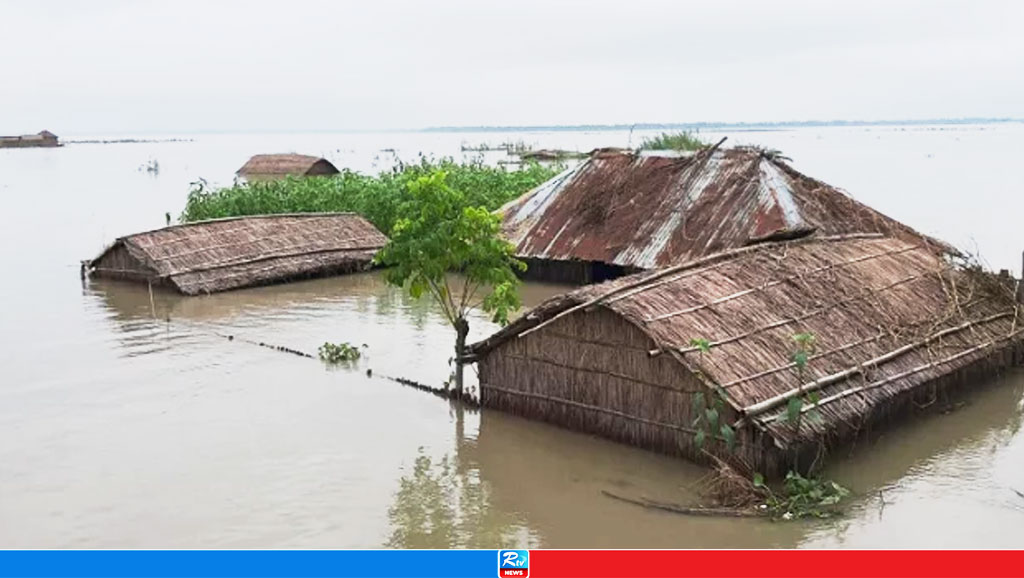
[147,280,157,320]
[159,233,385,264]
[645,243,921,324]
[716,331,890,390]
[601,490,765,518]
[482,383,701,435]
[500,352,703,394]
[793,326,1024,414]
[742,310,1015,417]
[659,272,926,357]
[161,243,381,277]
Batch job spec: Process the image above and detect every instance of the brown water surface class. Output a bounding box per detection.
[1,127,1022,548]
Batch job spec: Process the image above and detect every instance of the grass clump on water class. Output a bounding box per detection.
[638,131,707,152]
[180,157,562,235]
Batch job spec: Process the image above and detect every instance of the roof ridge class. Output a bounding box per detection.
[123,212,364,239]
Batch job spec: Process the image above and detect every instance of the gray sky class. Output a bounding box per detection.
[2,0,1022,133]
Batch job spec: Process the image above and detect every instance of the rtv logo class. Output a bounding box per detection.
[498,549,529,577]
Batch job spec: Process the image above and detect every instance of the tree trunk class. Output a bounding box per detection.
[453,316,469,399]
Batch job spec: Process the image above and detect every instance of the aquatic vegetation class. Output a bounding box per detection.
[375,170,525,400]
[753,471,850,520]
[180,157,561,235]
[318,341,364,364]
[638,130,707,151]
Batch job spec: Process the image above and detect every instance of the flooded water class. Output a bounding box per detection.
[1,125,1023,548]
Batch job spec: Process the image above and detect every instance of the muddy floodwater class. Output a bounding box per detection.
[1,125,1023,548]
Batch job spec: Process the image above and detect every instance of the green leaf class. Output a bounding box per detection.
[792,350,808,369]
[786,397,803,424]
[752,472,765,488]
[720,424,736,452]
[805,408,824,425]
[689,338,711,353]
[705,407,719,432]
[691,392,706,419]
[694,429,706,449]
[792,332,816,351]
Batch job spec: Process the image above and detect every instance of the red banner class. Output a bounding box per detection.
[530,550,1024,578]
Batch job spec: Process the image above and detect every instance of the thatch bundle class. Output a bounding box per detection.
[470,235,1023,474]
[87,213,387,295]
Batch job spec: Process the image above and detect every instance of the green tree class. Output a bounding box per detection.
[375,170,525,398]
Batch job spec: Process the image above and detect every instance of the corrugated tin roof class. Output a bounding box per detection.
[499,147,924,269]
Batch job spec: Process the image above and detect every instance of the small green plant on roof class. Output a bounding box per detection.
[777,332,824,428]
[319,341,365,364]
[375,170,526,400]
[638,131,707,152]
[688,338,737,451]
[752,470,850,520]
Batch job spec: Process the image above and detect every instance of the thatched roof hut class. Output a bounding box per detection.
[0,130,59,148]
[499,147,926,283]
[469,235,1024,475]
[236,154,340,181]
[87,213,387,295]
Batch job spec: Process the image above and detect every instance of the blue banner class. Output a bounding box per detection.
[0,550,504,578]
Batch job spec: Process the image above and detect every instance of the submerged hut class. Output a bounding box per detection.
[499,147,921,283]
[86,213,387,295]
[236,154,340,181]
[0,130,59,148]
[468,235,1024,475]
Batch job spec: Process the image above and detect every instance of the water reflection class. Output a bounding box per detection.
[85,272,569,326]
[383,372,1024,549]
[386,451,532,548]
[71,268,1024,548]
[801,371,1024,548]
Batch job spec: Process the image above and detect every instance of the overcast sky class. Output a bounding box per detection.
[1,0,1022,133]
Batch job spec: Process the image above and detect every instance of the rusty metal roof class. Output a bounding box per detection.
[499,147,923,269]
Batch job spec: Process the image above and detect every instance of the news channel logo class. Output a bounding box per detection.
[497,549,529,577]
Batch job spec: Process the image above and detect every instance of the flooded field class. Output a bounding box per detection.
[1,125,1023,548]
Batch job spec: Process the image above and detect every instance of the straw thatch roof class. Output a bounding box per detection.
[236,154,340,179]
[470,235,1023,465]
[88,213,387,295]
[499,147,931,271]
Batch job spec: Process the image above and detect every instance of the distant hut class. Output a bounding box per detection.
[499,147,922,284]
[468,236,1024,475]
[0,130,60,148]
[236,154,340,181]
[86,213,387,295]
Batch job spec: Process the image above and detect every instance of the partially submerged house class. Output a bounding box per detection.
[499,147,922,283]
[86,213,387,295]
[0,130,59,148]
[236,154,340,181]
[468,235,1024,474]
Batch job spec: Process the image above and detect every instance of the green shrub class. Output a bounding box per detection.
[638,131,706,151]
[318,342,364,364]
[180,157,562,235]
